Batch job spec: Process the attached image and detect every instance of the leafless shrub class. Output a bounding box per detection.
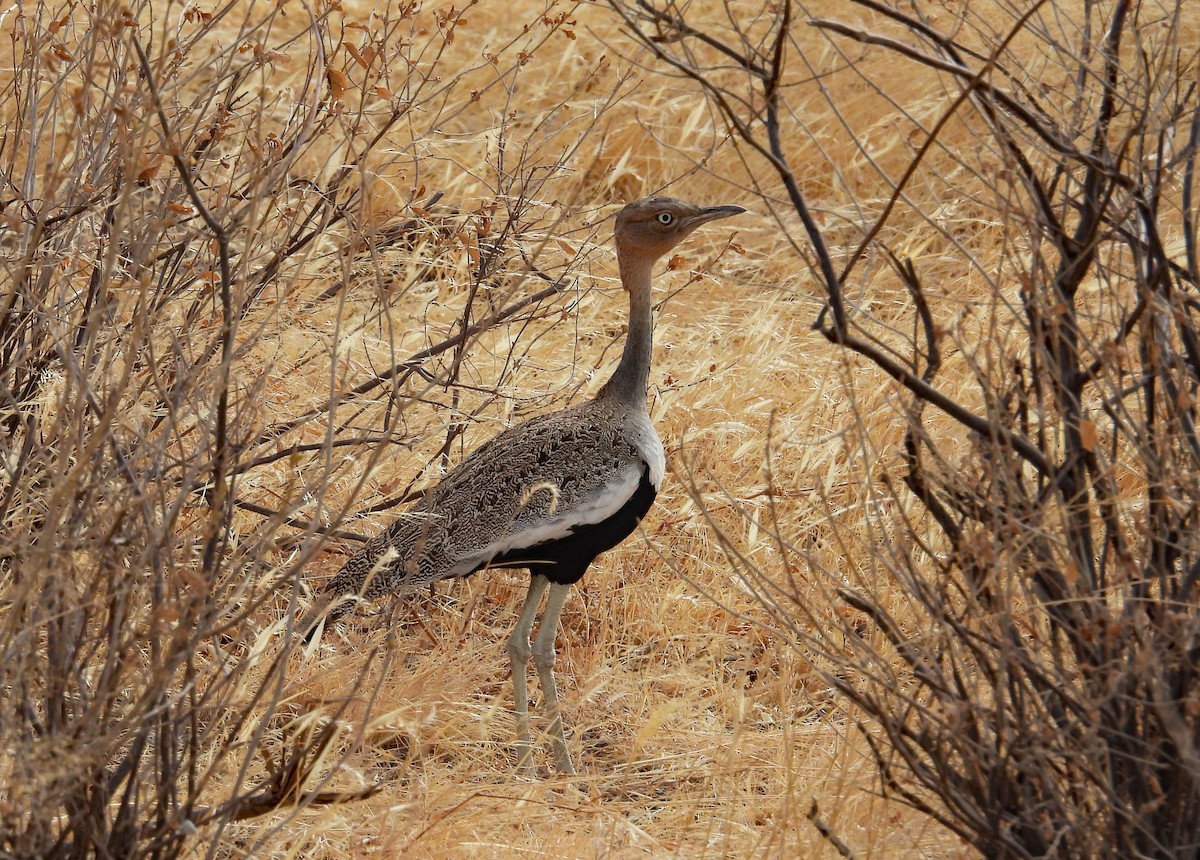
[613,0,1200,855]
[0,0,614,854]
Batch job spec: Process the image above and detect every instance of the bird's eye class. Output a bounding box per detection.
[656,212,674,225]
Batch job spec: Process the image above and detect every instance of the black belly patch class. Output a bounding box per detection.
[478,465,658,585]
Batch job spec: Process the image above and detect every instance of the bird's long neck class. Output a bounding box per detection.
[600,252,655,406]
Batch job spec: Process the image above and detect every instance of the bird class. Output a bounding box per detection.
[300,196,745,775]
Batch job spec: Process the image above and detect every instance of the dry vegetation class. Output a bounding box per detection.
[2,0,1198,857]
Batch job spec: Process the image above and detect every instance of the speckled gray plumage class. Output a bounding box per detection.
[318,392,659,618]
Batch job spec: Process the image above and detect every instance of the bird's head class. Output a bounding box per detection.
[613,196,745,274]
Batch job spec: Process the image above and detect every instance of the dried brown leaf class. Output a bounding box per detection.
[344,42,369,69]
[326,68,351,99]
[1079,418,1096,453]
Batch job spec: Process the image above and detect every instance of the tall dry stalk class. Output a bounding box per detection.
[613,0,1200,855]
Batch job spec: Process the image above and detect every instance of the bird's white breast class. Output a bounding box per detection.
[627,411,665,490]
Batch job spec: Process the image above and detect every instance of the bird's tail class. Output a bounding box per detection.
[293,590,357,644]
[293,530,404,643]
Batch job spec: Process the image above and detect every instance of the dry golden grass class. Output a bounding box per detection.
[175,3,979,856]
[24,0,1197,856]
[0,0,973,855]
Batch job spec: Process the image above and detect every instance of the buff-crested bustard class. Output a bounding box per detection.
[301,196,745,775]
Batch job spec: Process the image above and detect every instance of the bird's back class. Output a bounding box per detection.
[321,394,664,604]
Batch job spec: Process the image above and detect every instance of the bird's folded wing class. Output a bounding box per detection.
[461,461,644,570]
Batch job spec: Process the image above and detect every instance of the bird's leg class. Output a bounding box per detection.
[532,581,576,775]
[508,573,549,774]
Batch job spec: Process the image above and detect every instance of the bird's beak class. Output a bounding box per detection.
[707,204,748,218]
[688,204,747,228]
